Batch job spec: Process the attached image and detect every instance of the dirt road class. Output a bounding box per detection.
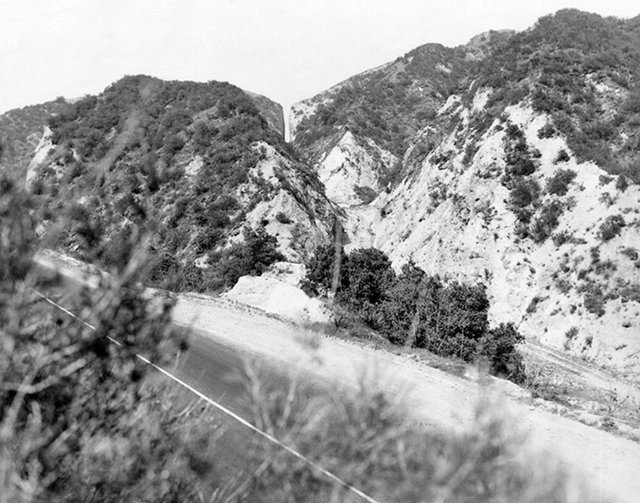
[173,292,640,503]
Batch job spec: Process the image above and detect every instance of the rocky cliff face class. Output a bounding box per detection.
[310,129,397,207]
[291,9,640,377]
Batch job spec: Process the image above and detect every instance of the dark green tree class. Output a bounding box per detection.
[302,243,347,296]
[419,282,490,361]
[379,262,441,346]
[337,248,396,327]
[477,322,526,383]
[207,226,285,290]
[546,168,576,195]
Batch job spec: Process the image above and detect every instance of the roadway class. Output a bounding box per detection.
[34,266,335,499]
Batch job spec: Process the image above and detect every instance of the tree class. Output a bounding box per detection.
[302,243,346,297]
[302,246,523,380]
[329,219,345,299]
[598,214,625,241]
[244,226,285,274]
[207,226,285,290]
[508,177,541,208]
[476,323,526,383]
[379,262,441,346]
[546,168,576,195]
[338,248,396,327]
[616,174,629,192]
[420,282,490,361]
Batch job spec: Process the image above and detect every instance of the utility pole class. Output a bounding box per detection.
[329,217,343,300]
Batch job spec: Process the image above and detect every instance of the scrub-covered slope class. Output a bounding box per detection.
[25,76,336,290]
[294,9,640,377]
[290,31,512,208]
[349,101,640,377]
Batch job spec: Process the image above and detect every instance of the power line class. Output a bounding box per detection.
[31,289,385,503]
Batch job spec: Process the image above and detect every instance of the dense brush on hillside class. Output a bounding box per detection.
[22,76,334,291]
[294,44,465,159]
[294,9,640,185]
[290,31,512,160]
[472,9,640,182]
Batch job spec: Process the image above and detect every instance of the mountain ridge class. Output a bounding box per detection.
[2,8,639,377]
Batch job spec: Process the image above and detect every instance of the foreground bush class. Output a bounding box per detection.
[0,177,218,501]
[238,365,603,502]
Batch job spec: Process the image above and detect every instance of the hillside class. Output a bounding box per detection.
[471,9,640,183]
[292,9,640,377]
[19,76,336,291]
[290,30,513,207]
[244,90,286,137]
[3,10,639,376]
[5,7,640,503]
[290,31,514,157]
[0,99,68,181]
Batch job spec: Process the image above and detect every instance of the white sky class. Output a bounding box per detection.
[1,0,638,115]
